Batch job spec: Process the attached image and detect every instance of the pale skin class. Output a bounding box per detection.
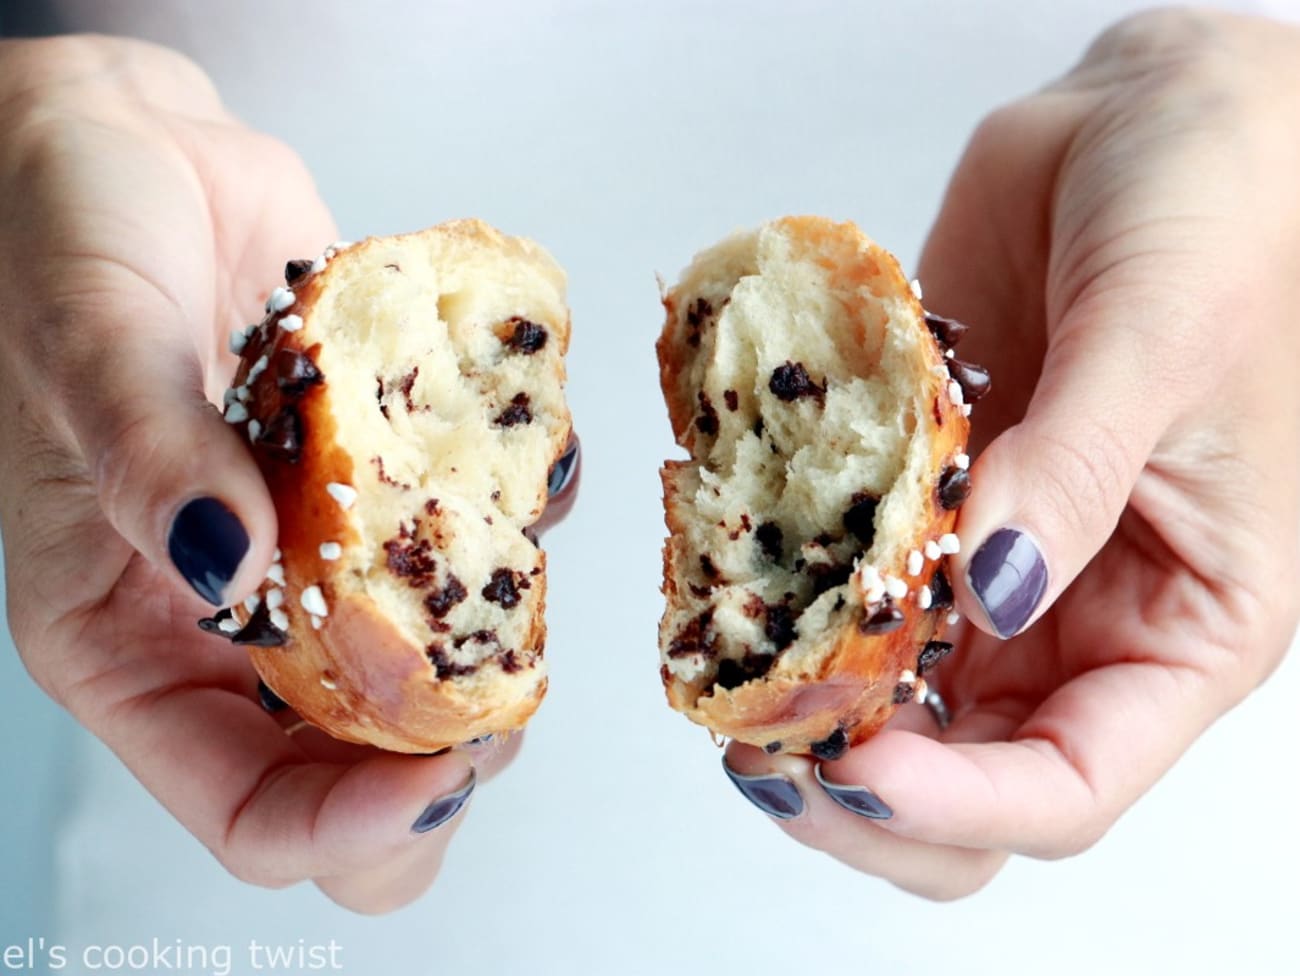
[726,8,1300,898]
[1,8,1297,914]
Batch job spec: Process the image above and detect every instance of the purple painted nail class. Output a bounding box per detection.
[967,527,1048,638]
[411,769,476,834]
[814,765,894,820]
[721,757,804,820]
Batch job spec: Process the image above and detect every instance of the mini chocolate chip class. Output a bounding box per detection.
[494,393,533,427]
[505,317,548,354]
[231,603,286,647]
[385,535,438,587]
[197,607,234,634]
[425,576,468,618]
[499,648,523,672]
[832,594,846,612]
[284,258,313,284]
[892,683,914,705]
[858,600,905,635]
[715,652,775,690]
[752,416,765,439]
[426,643,477,679]
[924,312,970,349]
[918,640,954,674]
[928,568,954,610]
[948,359,991,403]
[937,466,972,510]
[659,663,672,684]
[256,407,303,462]
[695,391,719,436]
[764,603,798,651]
[769,361,825,403]
[723,390,739,411]
[699,555,720,580]
[257,679,288,713]
[482,567,529,609]
[454,629,500,650]
[668,610,716,659]
[809,727,849,761]
[688,583,712,598]
[685,297,713,348]
[842,492,879,546]
[275,349,323,396]
[809,562,852,596]
[764,741,783,754]
[755,521,783,561]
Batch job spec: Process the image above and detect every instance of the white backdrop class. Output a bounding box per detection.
[2,2,1299,974]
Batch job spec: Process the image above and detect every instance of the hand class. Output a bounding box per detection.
[0,35,523,913]
[722,7,1300,898]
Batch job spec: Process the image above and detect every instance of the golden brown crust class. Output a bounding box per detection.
[657,216,973,757]
[218,222,568,753]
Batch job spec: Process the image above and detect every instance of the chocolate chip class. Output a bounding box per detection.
[832,594,846,612]
[892,683,914,705]
[809,726,849,761]
[231,603,286,647]
[504,317,548,354]
[668,610,716,659]
[482,568,529,609]
[937,466,971,510]
[284,258,313,284]
[924,312,970,349]
[715,651,774,690]
[373,455,411,490]
[659,663,672,684]
[948,359,991,403]
[424,575,468,618]
[918,640,954,674]
[752,416,764,439]
[858,600,905,635]
[426,643,477,679]
[769,361,825,403]
[723,390,739,412]
[842,492,879,546]
[809,562,852,596]
[755,521,783,561]
[928,568,954,610]
[685,297,713,348]
[764,603,798,651]
[699,555,720,580]
[695,391,719,436]
[398,367,421,411]
[764,741,783,754]
[257,680,288,712]
[385,535,438,587]
[197,608,234,634]
[256,407,303,463]
[454,629,500,650]
[494,393,533,427]
[275,349,323,396]
[499,648,524,672]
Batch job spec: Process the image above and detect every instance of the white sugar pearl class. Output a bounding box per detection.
[884,575,908,600]
[279,314,303,332]
[326,482,357,509]
[247,419,262,443]
[217,617,240,634]
[954,453,970,470]
[300,585,329,617]
[924,540,942,561]
[266,563,285,586]
[939,533,961,555]
[910,278,923,300]
[918,585,932,610]
[266,588,284,610]
[906,550,924,577]
[266,286,295,312]
[223,401,249,424]
[269,608,290,632]
[319,542,342,561]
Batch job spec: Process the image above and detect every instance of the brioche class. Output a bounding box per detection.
[199,219,572,753]
[656,216,986,758]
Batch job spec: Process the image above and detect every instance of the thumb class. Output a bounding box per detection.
[952,313,1169,638]
[63,298,277,608]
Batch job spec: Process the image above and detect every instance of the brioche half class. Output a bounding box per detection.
[656,216,987,758]
[201,219,571,753]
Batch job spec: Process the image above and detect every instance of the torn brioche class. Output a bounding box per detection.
[657,216,986,758]
[202,219,572,753]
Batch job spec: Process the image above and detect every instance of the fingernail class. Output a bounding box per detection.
[966,527,1048,638]
[814,764,894,820]
[411,768,477,834]
[721,757,804,820]
[167,497,249,606]
[256,679,287,713]
[546,435,580,499]
[463,734,494,747]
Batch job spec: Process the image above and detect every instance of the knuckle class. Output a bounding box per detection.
[1088,8,1227,69]
[1032,422,1136,538]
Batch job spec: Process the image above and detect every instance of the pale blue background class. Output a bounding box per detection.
[2,2,1298,973]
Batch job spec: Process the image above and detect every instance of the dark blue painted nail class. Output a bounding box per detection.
[411,769,476,834]
[167,497,249,606]
[721,757,804,820]
[814,765,894,820]
[256,680,288,713]
[547,436,580,499]
[966,527,1048,638]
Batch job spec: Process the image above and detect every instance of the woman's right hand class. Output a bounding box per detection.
[0,34,511,914]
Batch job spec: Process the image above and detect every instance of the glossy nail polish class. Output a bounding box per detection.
[721,757,805,820]
[256,679,288,713]
[167,497,250,606]
[814,765,894,820]
[966,527,1048,638]
[411,769,477,834]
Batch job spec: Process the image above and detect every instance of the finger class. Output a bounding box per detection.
[722,744,1007,901]
[51,283,277,607]
[816,660,1217,858]
[97,680,482,888]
